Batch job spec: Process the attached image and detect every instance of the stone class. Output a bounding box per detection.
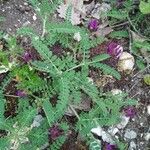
[124,129,137,139]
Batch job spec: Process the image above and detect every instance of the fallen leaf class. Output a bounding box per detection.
[57,3,81,25]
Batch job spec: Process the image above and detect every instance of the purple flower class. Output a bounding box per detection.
[48,125,63,140]
[124,106,136,118]
[22,51,33,62]
[88,19,99,31]
[116,0,125,8]
[107,42,123,59]
[105,143,117,150]
[16,90,27,98]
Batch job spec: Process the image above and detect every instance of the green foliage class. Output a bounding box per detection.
[0,89,5,126]
[132,40,150,70]
[0,16,5,22]
[91,63,121,80]
[0,74,12,127]
[28,0,62,16]
[89,139,101,150]
[107,9,128,20]
[109,30,129,39]
[136,58,146,70]
[76,92,137,148]
[42,98,55,125]
[143,74,150,85]
[50,136,66,150]
[12,65,46,92]
[139,0,150,14]
[0,0,139,149]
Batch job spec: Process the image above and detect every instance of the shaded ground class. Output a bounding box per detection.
[0,0,150,150]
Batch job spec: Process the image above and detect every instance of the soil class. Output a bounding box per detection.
[0,0,150,150]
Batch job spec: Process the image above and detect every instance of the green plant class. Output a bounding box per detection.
[75,92,137,147]
[139,0,150,14]
[0,0,138,149]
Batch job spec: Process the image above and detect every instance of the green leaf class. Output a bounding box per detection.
[91,54,110,62]
[17,27,36,37]
[107,10,128,19]
[136,58,146,70]
[89,140,101,150]
[139,0,150,14]
[46,22,82,34]
[42,98,55,125]
[91,63,121,80]
[0,17,5,22]
[110,30,128,38]
[0,90,5,127]
[144,74,150,85]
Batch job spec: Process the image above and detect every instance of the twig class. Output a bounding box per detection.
[128,64,150,93]
[69,105,80,120]
[111,21,129,28]
[4,94,19,98]
[133,64,150,78]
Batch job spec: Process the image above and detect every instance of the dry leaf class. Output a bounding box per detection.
[57,3,81,25]
[91,3,111,19]
[94,27,113,37]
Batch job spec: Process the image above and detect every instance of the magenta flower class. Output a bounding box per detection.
[88,19,99,31]
[107,42,123,59]
[48,125,63,140]
[116,0,125,8]
[105,143,117,150]
[16,90,27,98]
[22,51,33,62]
[124,106,136,118]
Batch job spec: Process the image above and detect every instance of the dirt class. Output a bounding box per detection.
[0,0,42,34]
[0,0,150,150]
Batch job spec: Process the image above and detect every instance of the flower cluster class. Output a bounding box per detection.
[16,90,27,98]
[107,42,123,59]
[88,19,99,31]
[22,51,33,62]
[124,106,137,118]
[105,143,117,150]
[48,124,63,140]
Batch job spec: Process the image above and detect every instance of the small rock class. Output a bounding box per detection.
[33,14,37,21]
[108,127,119,136]
[124,129,137,139]
[117,115,130,129]
[144,133,150,141]
[91,126,115,144]
[147,105,150,115]
[111,89,122,95]
[117,52,135,74]
[128,141,136,150]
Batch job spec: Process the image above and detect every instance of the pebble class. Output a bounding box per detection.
[144,133,150,141]
[33,13,37,21]
[117,115,130,129]
[111,89,122,95]
[147,105,150,115]
[124,129,137,139]
[128,141,136,150]
[108,127,119,136]
[91,126,115,144]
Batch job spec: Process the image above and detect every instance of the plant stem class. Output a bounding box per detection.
[41,15,47,38]
[69,105,80,120]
